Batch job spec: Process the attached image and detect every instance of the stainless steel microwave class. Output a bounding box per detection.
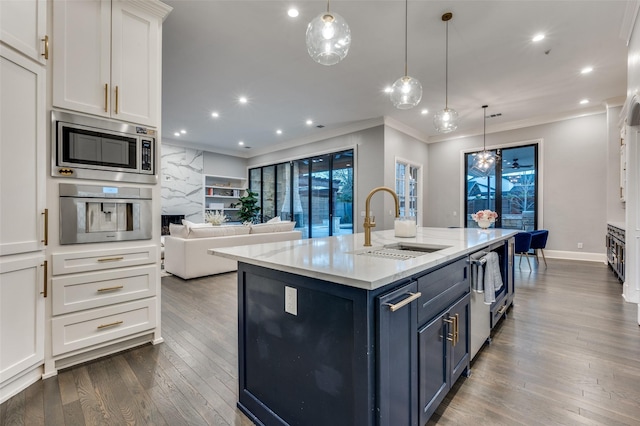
[51,111,157,184]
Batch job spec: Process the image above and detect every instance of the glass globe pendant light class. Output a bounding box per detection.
[433,12,458,133]
[306,0,351,66]
[390,0,422,109]
[475,105,495,171]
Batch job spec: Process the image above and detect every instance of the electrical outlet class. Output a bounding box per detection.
[577,242,583,249]
[453,211,457,217]
[285,286,297,316]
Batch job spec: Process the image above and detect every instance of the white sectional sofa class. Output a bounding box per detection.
[164,220,302,279]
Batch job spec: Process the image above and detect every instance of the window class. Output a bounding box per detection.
[396,160,420,220]
[465,144,539,230]
[249,149,354,238]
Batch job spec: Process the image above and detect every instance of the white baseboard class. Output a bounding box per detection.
[542,249,606,263]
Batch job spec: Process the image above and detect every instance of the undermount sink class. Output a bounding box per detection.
[354,243,451,260]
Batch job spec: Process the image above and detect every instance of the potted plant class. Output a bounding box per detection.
[238,190,261,224]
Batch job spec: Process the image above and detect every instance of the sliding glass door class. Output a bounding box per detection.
[465,144,538,230]
[249,149,354,239]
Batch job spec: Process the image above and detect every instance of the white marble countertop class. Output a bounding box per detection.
[210,227,517,290]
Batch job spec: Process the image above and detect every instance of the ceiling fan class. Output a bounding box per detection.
[508,158,533,169]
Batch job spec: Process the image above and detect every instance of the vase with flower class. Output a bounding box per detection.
[471,209,498,229]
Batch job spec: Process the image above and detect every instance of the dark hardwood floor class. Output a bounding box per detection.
[1,258,639,425]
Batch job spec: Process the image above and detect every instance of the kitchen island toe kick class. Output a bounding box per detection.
[213,228,516,426]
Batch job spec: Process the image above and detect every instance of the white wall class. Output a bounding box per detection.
[606,104,626,223]
[204,151,247,178]
[427,114,609,258]
[623,5,640,313]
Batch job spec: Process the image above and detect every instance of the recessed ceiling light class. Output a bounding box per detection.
[580,99,589,104]
[238,141,244,146]
[581,66,593,74]
[180,129,186,134]
[239,96,248,104]
[421,109,429,115]
[532,33,545,42]
[174,132,180,137]
[211,112,219,118]
[306,119,313,126]
[276,129,283,135]
[287,8,299,18]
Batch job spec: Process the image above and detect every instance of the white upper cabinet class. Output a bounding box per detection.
[0,0,48,64]
[53,0,170,127]
[0,46,46,257]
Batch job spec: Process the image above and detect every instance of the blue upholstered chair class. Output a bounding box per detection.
[530,229,549,268]
[514,232,533,268]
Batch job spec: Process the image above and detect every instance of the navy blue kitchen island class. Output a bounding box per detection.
[212,228,515,426]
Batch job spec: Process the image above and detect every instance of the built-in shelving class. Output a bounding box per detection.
[203,175,247,223]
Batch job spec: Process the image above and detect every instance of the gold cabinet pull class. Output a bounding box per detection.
[41,260,48,298]
[97,285,124,293]
[443,317,454,342]
[41,208,48,245]
[104,84,109,112]
[497,304,508,315]
[385,291,421,312]
[454,313,460,345]
[115,86,119,114]
[97,256,124,263]
[97,320,123,330]
[41,35,49,59]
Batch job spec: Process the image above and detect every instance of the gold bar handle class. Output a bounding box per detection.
[497,305,508,315]
[41,208,48,245]
[454,313,460,345]
[41,260,48,298]
[97,320,123,330]
[385,291,421,312]
[104,84,108,112]
[97,256,124,263]
[97,285,124,293]
[443,318,454,342]
[115,86,119,114]
[41,35,49,60]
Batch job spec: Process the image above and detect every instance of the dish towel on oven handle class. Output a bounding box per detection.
[483,252,504,304]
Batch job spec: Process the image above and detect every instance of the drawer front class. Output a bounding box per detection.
[52,245,157,275]
[417,258,469,325]
[52,264,157,315]
[51,298,157,356]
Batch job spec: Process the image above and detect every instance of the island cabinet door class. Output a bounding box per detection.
[448,294,470,385]
[418,312,448,425]
[376,280,419,426]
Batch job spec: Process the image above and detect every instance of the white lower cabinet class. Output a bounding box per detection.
[0,253,45,403]
[47,245,159,373]
[51,298,156,356]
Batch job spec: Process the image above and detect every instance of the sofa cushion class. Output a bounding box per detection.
[188,225,251,239]
[250,221,296,234]
[266,216,281,223]
[182,219,213,232]
[169,223,189,238]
